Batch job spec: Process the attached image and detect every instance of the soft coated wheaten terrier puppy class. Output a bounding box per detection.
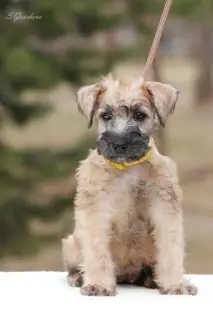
[62,74,197,296]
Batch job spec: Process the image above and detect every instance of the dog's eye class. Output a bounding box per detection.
[133,112,147,121]
[101,113,112,121]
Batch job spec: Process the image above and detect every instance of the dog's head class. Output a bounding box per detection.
[76,74,179,164]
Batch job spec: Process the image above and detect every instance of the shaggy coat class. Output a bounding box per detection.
[62,75,197,296]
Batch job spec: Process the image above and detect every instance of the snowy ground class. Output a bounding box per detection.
[0,272,212,320]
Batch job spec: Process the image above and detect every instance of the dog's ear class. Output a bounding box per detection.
[76,83,105,128]
[145,81,179,127]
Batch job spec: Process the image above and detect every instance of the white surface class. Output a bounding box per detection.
[0,272,212,320]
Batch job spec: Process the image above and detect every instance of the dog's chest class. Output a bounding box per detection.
[112,166,152,202]
[111,166,153,238]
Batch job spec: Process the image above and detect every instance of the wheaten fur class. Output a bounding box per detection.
[62,75,197,296]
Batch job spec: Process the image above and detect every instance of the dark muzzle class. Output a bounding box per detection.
[97,130,151,163]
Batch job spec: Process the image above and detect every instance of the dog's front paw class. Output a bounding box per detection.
[160,283,198,296]
[80,284,116,296]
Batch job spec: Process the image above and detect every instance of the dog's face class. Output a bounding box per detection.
[77,75,179,164]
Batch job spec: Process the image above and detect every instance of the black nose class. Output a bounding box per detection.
[103,131,129,154]
[112,143,128,153]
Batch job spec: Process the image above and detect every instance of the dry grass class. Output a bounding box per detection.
[1,56,212,274]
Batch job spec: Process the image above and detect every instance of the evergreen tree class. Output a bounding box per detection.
[0,0,139,257]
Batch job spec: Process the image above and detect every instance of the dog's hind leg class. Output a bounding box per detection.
[62,234,83,287]
[134,265,158,289]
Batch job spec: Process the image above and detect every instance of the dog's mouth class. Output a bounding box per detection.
[97,132,151,164]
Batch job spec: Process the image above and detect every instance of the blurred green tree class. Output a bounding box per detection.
[0,0,138,257]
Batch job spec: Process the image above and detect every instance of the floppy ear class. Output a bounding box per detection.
[145,81,179,126]
[76,83,105,128]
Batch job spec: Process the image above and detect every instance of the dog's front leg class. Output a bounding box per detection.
[151,184,197,295]
[78,209,116,296]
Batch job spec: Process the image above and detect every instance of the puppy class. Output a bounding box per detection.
[62,74,197,296]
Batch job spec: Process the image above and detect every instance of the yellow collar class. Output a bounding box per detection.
[106,137,154,170]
